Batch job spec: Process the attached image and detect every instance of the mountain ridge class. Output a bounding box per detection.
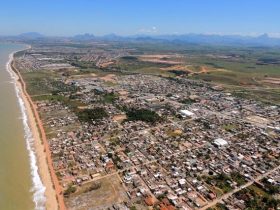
[1,32,280,46]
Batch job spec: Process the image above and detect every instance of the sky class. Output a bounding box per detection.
[0,0,279,37]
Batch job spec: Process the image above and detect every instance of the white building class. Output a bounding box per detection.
[179,110,194,118]
[213,138,228,147]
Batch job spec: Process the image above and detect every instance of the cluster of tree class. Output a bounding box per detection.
[236,186,280,209]
[168,70,190,76]
[263,178,280,194]
[64,184,76,197]
[205,173,233,193]
[125,108,161,124]
[77,107,108,122]
[230,171,246,186]
[102,92,119,103]
[121,56,137,60]
[50,80,79,94]
[70,61,96,69]
[178,98,195,104]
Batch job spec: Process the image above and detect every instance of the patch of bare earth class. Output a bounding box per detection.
[67,73,97,81]
[113,114,127,122]
[138,54,183,64]
[160,65,191,72]
[66,174,128,210]
[246,115,270,126]
[197,66,229,74]
[99,74,116,83]
[100,61,115,68]
[262,77,280,85]
[160,65,229,75]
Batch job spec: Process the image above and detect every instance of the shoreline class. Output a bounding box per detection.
[7,49,65,210]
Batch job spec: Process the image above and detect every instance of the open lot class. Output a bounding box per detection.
[65,174,128,210]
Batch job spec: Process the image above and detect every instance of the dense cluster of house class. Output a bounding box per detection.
[35,72,279,209]
[14,44,131,73]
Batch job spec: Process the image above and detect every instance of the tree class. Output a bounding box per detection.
[77,107,108,122]
[64,184,76,197]
[126,108,162,124]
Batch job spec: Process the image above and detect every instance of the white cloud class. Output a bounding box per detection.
[138,26,158,34]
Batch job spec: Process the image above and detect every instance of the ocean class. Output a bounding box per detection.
[0,43,45,210]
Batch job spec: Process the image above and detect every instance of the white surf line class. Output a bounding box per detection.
[6,51,46,210]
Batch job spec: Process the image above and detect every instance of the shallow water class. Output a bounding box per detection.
[0,43,39,210]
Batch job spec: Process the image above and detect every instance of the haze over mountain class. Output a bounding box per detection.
[2,32,280,46]
[18,32,45,39]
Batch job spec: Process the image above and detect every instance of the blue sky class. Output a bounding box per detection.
[0,0,279,36]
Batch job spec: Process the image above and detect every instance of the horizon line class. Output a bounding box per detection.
[1,32,280,38]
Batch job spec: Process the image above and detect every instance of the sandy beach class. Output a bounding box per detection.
[9,51,65,210]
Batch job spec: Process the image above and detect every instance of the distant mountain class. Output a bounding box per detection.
[73,33,95,41]
[102,33,119,39]
[151,33,280,46]
[18,32,45,39]
[1,32,280,46]
[70,33,280,46]
[73,33,125,41]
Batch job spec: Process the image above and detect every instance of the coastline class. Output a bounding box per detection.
[7,49,65,210]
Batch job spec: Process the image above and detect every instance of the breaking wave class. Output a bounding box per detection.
[6,52,46,210]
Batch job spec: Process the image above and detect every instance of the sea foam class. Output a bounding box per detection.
[6,52,46,210]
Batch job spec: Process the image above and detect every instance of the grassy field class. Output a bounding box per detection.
[21,71,56,95]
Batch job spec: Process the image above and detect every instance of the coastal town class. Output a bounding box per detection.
[13,42,280,210]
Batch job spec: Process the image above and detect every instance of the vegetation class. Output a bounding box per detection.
[32,94,85,109]
[179,98,195,104]
[222,123,238,132]
[77,107,108,122]
[50,80,79,93]
[70,60,97,69]
[21,71,74,96]
[64,184,77,197]
[102,92,119,103]
[112,56,175,77]
[262,178,280,194]
[83,182,102,193]
[120,43,280,104]
[24,74,53,95]
[235,185,280,209]
[204,173,233,193]
[21,41,280,105]
[215,203,227,210]
[125,108,162,124]
[230,171,246,186]
[121,56,138,60]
